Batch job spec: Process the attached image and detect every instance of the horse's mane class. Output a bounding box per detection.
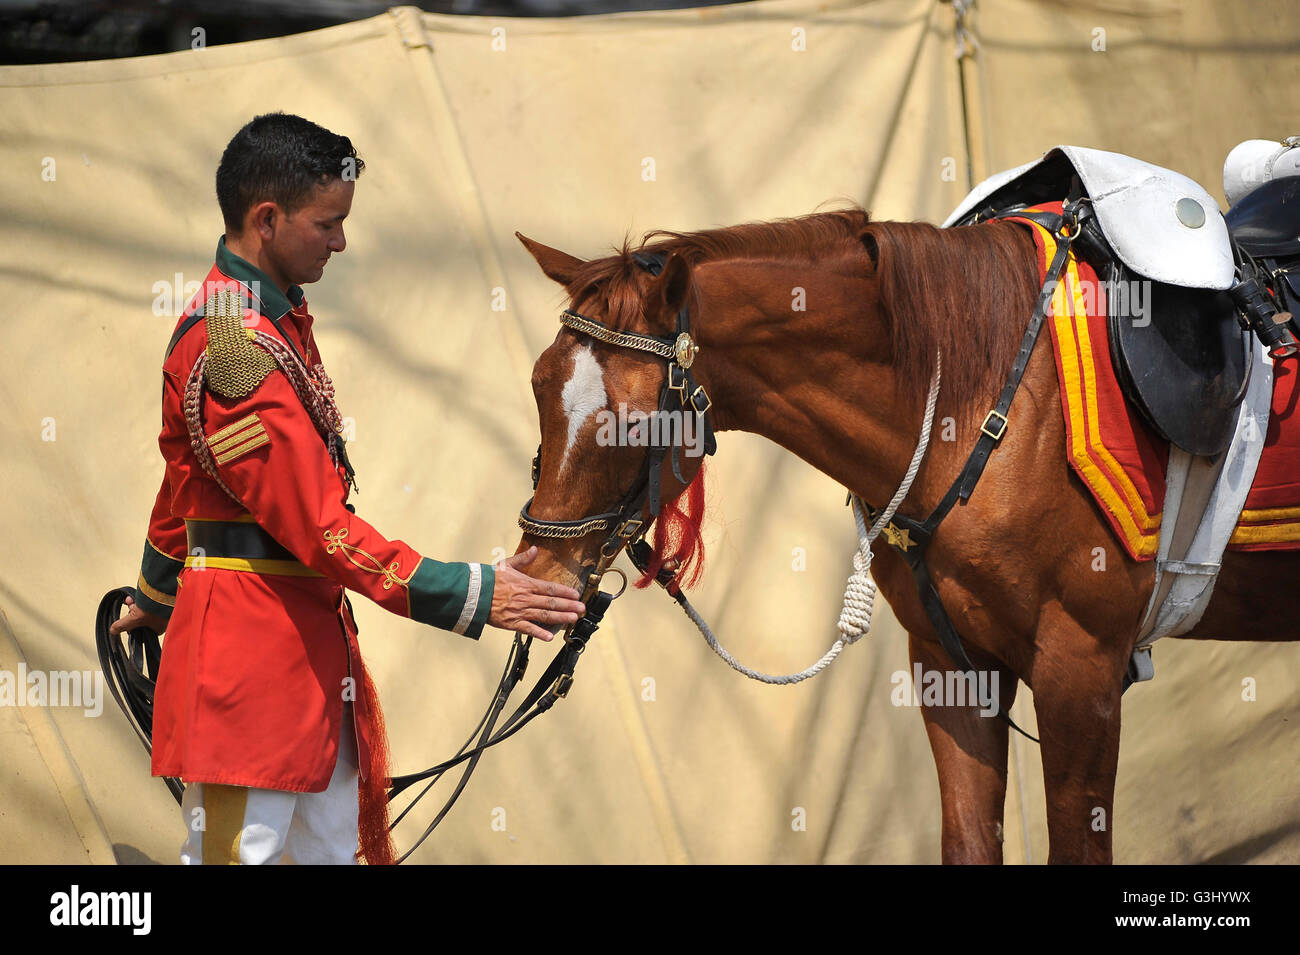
[861,217,1039,407]
[565,209,873,326]
[564,207,1039,409]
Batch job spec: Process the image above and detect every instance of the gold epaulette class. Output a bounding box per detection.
[204,289,275,398]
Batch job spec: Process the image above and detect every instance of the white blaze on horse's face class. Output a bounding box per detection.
[559,344,607,475]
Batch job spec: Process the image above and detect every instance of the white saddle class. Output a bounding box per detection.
[943,145,1235,291]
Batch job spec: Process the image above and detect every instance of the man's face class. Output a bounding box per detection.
[267,177,354,287]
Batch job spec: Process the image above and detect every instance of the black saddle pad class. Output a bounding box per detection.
[1106,259,1249,457]
[1227,177,1300,258]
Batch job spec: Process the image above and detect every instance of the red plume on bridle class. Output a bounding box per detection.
[634,463,707,593]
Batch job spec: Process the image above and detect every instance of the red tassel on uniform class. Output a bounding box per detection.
[355,657,397,866]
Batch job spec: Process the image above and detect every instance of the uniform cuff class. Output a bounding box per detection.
[409,560,495,639]
[131,583,175,621]
[135,541,183,620]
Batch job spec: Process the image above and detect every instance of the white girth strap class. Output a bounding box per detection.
[1132,339,1274,669]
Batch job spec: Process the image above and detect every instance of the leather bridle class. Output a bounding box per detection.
[516,251,717,592]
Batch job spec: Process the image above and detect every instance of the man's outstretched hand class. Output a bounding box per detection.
[489,546,585,642]
[108,594,168,636]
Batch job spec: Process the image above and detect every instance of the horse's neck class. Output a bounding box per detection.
[691,254,990,512]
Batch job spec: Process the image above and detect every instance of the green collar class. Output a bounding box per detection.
[215,236,305,319]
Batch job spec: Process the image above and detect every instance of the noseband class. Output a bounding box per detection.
[517,252,717,591]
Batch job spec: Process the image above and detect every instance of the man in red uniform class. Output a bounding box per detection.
[111,113,584,865]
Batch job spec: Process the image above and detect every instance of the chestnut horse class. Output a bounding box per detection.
[512,210,1298,864]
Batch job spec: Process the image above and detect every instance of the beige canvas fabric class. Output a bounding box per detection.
[0,0,1295,864]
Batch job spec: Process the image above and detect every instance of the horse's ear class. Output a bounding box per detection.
[517,232,583,286]
[647,252,690,320]
[860,228,881,270]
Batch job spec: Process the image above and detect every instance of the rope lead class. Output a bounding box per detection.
[672,352,942,684]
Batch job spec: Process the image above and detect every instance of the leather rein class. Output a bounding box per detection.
[385,251,717,861]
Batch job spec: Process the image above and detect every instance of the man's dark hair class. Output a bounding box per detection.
[216,113,364,233]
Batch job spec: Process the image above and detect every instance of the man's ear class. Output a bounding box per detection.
[517,232,583,286]
[247,201,280,241]
[647,252,690,321]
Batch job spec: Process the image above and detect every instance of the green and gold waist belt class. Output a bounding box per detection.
[183,518,323,577]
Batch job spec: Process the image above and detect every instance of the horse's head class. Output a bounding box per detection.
[513,232,710,600]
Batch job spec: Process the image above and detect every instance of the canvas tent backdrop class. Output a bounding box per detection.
[0,0,1297,864]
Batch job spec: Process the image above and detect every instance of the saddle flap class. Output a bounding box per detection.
[1107,271,1248,456]
[945,146,1235,291]
[1226,176,1300,258]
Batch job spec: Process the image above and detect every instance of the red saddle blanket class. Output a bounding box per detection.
[1004,204,1300,560]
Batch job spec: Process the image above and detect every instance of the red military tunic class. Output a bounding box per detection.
[132,237,495,802]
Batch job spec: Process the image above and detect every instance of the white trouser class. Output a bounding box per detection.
[179,705,359,865]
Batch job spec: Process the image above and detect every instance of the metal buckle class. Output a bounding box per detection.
[668,364,687,393]
[553,673,574,698]
[1056,196,1092,242]
[980,409,1008,441]
[690,385,712,415]
[616,518,644,539]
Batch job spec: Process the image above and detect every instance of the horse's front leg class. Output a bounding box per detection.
[1029,606,1126,864]
[910,631,1017,864]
